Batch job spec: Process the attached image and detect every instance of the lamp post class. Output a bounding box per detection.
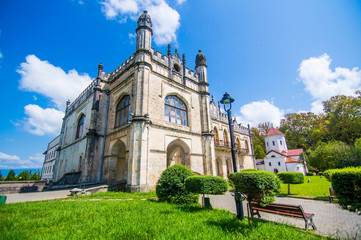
[220,92,244,220]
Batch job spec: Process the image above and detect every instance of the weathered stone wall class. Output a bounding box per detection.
[0,181,47,194]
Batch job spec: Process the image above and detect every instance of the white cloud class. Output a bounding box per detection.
[176,0,187,4]
[236,100,284,127]
[298,54,361,113]
[17,55,92,110]
[100,0,181,45]
[22,104,64,136]
[0,153,44,169]
[0,152,20,161]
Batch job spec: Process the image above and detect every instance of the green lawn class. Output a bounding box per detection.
[278,176,332,198]
[0,197,331,240]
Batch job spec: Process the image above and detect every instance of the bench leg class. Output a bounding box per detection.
[305,217,317,230]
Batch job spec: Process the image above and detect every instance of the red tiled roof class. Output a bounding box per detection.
[287,149,303,156]
[256,160,264,165]
[264,127,285,137]
[285,157,300,163]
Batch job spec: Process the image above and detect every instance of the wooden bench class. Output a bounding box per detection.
[328,188,336,203]
[248,202,317,230]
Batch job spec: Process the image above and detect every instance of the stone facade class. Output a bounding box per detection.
[50,11,255,191]
[41,135,59,180]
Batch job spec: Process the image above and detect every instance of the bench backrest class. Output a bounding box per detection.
[250,202,305,218]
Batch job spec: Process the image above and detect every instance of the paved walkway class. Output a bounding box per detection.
[3,190,361,239]
[4,189,71,203]
[207,191,361,239]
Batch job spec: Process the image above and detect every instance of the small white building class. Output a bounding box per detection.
[256,127,306,175]
[41,135,60,180]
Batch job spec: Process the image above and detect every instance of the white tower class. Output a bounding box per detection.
[136,10,152,52]
[264,127,288,153]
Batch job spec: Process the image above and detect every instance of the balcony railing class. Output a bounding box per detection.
[215,140,249,154]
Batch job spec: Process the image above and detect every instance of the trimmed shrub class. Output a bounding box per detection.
[318,172,324,176]
[156,164,198,204]
[328,167,361,212]
[277,172,304,194]
[185,175,227,195]
[228,170,280,206]
[306,172,314,176]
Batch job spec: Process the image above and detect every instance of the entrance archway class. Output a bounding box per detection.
[167,139,191,168]
[109,140,128,182]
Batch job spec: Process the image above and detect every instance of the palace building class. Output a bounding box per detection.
[47,11,255,191]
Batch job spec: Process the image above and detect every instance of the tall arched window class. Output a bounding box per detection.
[245,140,250,153]
[76,114,85,139]
[214,127,219,146]
[164,96,187,126]
[224,130,229,148]
[115,95,130,127]
[236,138,241,150]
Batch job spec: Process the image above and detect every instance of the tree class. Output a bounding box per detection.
[254,145,266,159]
[17,170,30,181]
[308,141,355,171]
[279,112,327,153]
[228,170,280,206]
[5,170,16,181]
[323,92,361,144]
[277,172,304,194]
[0,171,4,181]
[30,170,41,180]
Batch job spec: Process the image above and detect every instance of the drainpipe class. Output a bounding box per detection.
[99,89,111,182]
[248,124,256,169]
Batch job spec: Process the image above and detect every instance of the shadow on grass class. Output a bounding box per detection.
[206,217,258,234]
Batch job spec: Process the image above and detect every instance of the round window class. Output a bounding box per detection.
[174,63,181,72]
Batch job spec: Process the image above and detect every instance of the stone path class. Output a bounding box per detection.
[207,191,361,239]
[4,190,361,239]
[4,189,71,203]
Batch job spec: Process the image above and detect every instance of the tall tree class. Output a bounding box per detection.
[323,91,361,144]
[17,170,30,181]
[5,170,16,181]
[279,112,327,153]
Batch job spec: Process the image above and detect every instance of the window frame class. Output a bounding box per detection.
[164,95,188,126]
[76,114,85,139]
[115,95,131,128]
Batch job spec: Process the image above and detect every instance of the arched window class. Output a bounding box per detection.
[245,140,249,153]
[224,130,229,148]
[115,95,130,127]
[214,127,219,146]
[76,114,85,139]
[164,96,187,126]
[236,138,241,150]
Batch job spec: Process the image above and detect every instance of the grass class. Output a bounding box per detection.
[0,197,331,240]
[278,176,332,198]
[74,191,157,200]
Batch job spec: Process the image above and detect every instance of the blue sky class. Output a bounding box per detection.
[1,0,361,170]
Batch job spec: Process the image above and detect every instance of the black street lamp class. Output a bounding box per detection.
[220,92,244,220]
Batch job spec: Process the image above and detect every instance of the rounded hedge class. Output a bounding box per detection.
[185,175,227,195]
[327,167,361,212]
[156,164,198,204]
[228,170,280,205]
[277,172,304,184]
[306,172,314,176]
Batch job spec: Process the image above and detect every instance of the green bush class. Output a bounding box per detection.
[185,175,227,195]
[306,172,314,176]
[228,170,280,206]
[318,172,324,176]
[328,167,361,212]
[277,172,304,194]
[156,164,198,204]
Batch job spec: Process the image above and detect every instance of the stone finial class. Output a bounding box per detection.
[167,44,171,55]
[182,53,186,64]
[211,95,214,103]
[137,10,152,29]
[195,50,207,68]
